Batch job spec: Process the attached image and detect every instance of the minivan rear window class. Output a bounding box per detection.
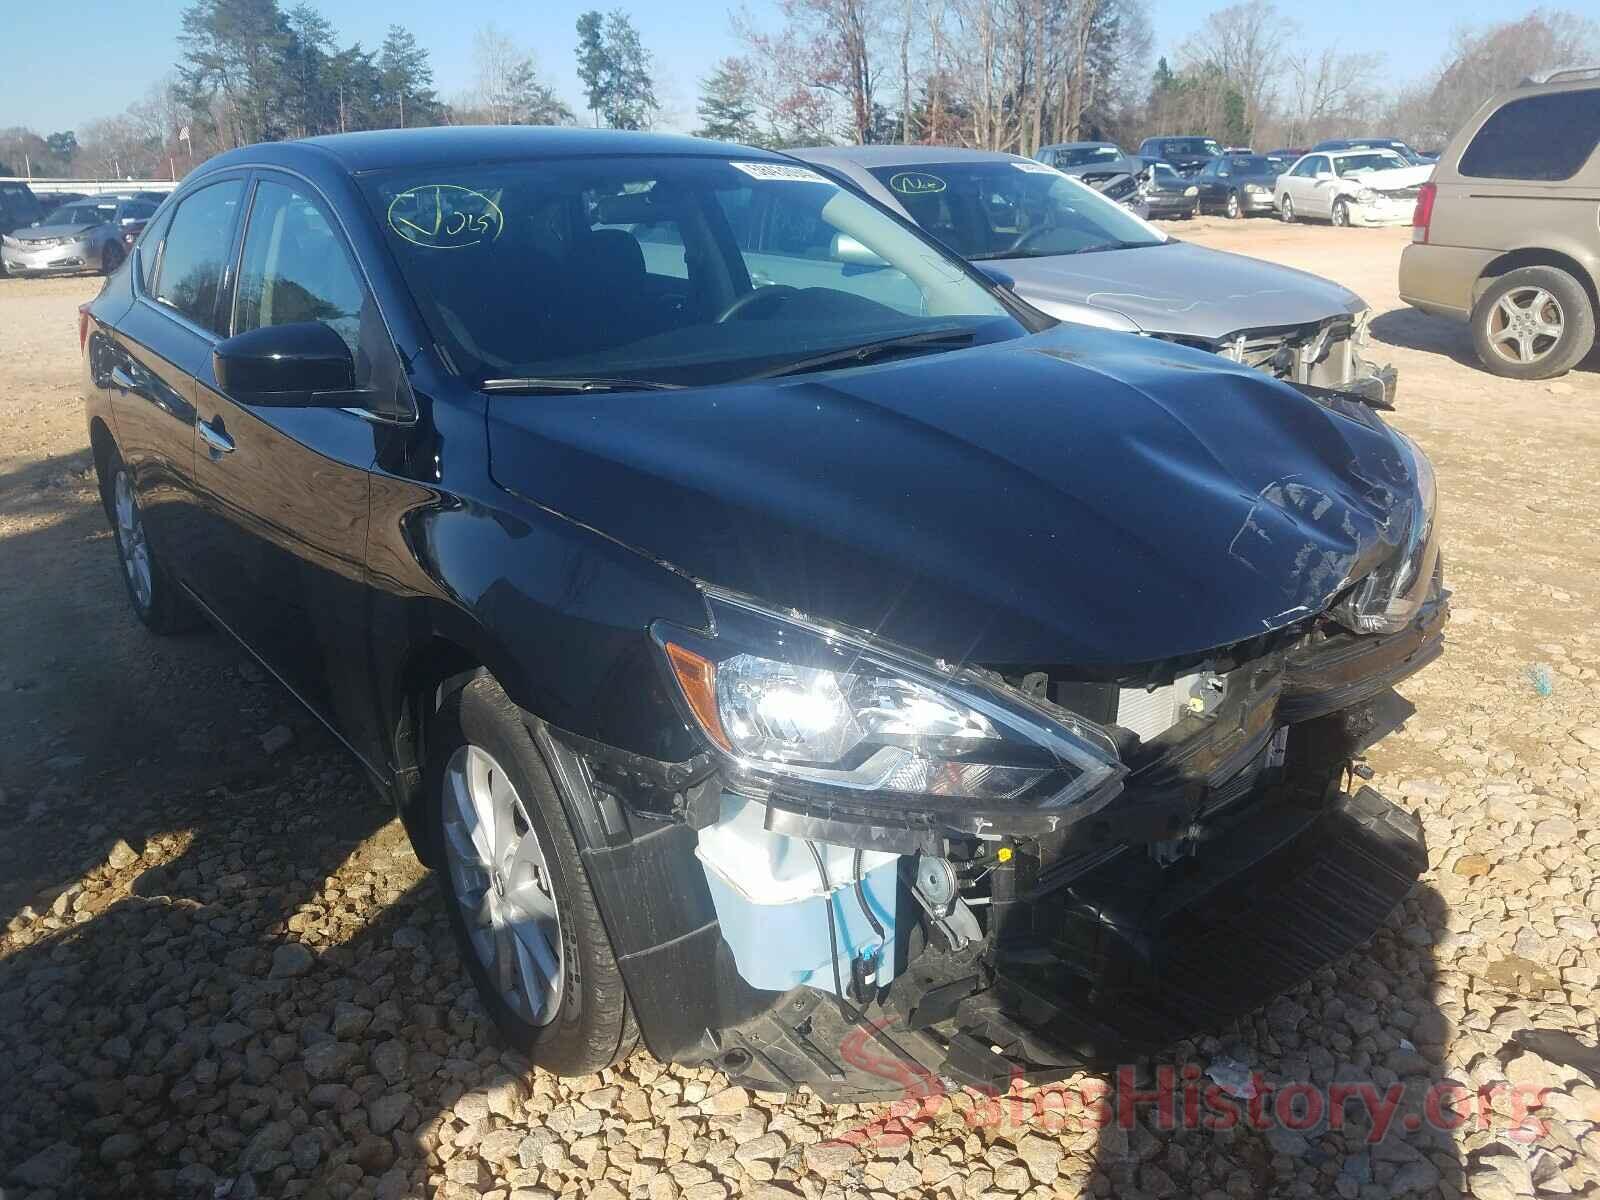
[1459,89,1600,181]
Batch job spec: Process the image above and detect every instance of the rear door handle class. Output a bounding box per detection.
[198,420,235,455]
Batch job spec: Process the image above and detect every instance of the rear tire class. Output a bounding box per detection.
[1471,265,1595,380]
[104,450,197,634]
[426,675,638,1075]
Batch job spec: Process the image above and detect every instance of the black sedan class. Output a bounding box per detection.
[1193,153,1289,218]
[83,127,1446,1098]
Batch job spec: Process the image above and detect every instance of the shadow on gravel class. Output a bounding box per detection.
[1371,306,1600,377]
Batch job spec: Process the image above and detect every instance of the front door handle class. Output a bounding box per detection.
[109,364,138,393]
[199,420,235,455]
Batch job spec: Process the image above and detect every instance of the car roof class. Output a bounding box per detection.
[794,144,1024,168]
[1038,141,1120,151]
[196,126,782,177]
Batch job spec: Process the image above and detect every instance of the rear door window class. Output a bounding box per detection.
[153,179,244,333]
[1459,89,1600,181]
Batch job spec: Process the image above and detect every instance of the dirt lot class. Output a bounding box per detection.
[1,223,1597,1200]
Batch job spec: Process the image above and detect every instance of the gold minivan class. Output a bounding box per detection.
[1399,69,1600,379]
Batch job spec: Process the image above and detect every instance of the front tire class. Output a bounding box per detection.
[1331,199,1350,227]
[426,675,638,1075]
[105,451,195,633]
[101,242,124,276]
[1226,191,1242,219]
[1279,195,1295,223]
[1471,265,1595,380]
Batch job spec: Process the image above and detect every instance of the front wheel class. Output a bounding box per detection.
[1279,195,1295,222]
[1471,265,1595,380]
[1225,191,1242,219]
[1331,199,1350,228]
[101,242,124,276]
[426,675,638,1075]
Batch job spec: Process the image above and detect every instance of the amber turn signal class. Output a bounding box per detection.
[664,641,731,752]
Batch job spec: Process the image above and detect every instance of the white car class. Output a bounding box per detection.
[1275,149,1433,227]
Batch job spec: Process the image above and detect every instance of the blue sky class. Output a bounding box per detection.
[1,0,1553,136]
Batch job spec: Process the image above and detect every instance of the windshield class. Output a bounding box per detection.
[1055,145,1122,167]
[44,203,113,226]
[1334,152,1407,176]
[864,160,1163,261]
[361,156,1024,388]
[1225,155,1285,178]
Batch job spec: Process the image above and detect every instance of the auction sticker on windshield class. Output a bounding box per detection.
[387,184,505,249]
[1011,161,1062,175]
[729,162,829,184]
[887,172,947,195]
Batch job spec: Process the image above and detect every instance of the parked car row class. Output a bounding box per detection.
[83,125,1446,1096]
[0,185,162,276]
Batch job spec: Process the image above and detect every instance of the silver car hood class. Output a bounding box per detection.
[1342,164,1433,192]
[13,223,97,241]
[997,240,1367,341]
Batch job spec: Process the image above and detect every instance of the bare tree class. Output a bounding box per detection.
[1179,0,1289,141]
[1282,49,1382,145]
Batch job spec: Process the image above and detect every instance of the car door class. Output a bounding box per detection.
[188,170,407,761]
[1198,159,1225,208]
[1303,155,1338,216]
[1281,156,1319,211]
[105,175,247,575]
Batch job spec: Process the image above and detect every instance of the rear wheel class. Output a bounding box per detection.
[1471,265,1595,380]
[426,675,638,1075]
[105,451,196,634]
[1331,199,1350,227]
[1279,195,1295,223]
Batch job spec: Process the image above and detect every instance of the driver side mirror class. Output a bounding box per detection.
[213,321,356,404]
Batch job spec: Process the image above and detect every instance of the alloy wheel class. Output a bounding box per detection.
[113,469,152,612]
[1487,287,1565,366]
[1280,196,1294,222]
[1226,192,1240,218]
[440,744,564,1025]
[1332,200,1349,227]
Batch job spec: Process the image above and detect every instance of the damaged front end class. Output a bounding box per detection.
[536,547,1445,1102]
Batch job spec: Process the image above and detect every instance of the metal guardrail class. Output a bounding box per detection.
[0,177,180,196]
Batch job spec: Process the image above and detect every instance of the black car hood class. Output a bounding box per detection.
[486,325,1417,668]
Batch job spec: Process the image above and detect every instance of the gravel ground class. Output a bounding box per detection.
[1,222,1598,1200]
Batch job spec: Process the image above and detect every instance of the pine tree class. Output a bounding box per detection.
[695,59,760,144]
[378,25,439,129]
[574,9,659,131]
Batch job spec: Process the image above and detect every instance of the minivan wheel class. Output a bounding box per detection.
[425,675,638,1075]
[1472,266,1595,380]
[105,452,195,633]
[1279,195,1295,223]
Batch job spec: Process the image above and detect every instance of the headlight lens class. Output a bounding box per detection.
[1352,187,1380,204]
[1244,184,1267,195]
[1331,435,1440,634]
[1184,185,1199,196]
[655,591,1124,814]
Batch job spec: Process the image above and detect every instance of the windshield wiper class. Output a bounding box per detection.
[481,376,683,394]
[743,327,976,381]
[1066,239,1165,255]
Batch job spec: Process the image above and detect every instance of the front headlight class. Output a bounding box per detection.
[1331,435,1440,634]
[1244,184,1268,195]
[1352,187,1380,204]
[654,591,1124,819]
[1184,185,1199,196]
[0,234,15,248]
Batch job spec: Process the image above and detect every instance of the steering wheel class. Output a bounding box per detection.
[1007,226,1055,255]
[714,284,799,324]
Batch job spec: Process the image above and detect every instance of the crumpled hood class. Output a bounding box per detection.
[1343,164,1433,192]
[12,223,97,241]
[999,241,1367,341]
[486,325,1419,667]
